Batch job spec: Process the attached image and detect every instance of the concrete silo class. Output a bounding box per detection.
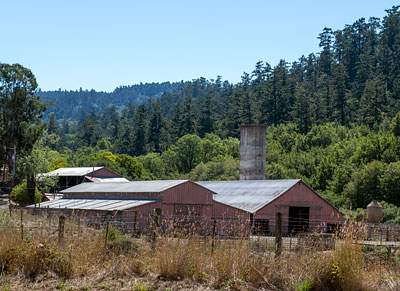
[239,125,266,180]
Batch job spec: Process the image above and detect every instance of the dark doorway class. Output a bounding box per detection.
[288,207,309,235]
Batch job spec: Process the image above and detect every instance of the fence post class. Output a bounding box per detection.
[211,219,216,255]
[133,211,137,235]
[77,214,81,234]
[275,212,282,257]
[386,226,390,242]
[387,246,392,263]
[58,215,66,243]
[104,221,110,250]
[20,209,24,241]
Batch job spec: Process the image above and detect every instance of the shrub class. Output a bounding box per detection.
[10,182,41,204]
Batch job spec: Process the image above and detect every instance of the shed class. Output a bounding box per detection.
[38,167,129,193]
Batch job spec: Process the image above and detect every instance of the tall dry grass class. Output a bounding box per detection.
[0,210,398,290]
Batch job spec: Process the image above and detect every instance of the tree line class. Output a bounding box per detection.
[3,6,400,213]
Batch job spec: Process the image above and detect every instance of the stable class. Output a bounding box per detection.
[199,179,343,235]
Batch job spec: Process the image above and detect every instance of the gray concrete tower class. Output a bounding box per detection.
[239,125,266,180]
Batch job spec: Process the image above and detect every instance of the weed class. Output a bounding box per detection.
[131,281,153,291]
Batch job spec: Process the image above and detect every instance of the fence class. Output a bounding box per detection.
[5,206,400,261]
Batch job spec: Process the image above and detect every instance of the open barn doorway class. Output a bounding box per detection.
[288,207,309,235]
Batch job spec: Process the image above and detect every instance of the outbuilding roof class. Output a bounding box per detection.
[28,198,157,211]
[197,179,301,213]
[84,176,129,183]
[62,180,188,193]
[40,167,104,177]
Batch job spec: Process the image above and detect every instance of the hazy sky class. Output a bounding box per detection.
[1,1,398,92]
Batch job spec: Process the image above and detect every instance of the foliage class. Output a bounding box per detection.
[10,182,41,204]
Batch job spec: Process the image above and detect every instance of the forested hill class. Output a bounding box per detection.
[45,6,400,134]
[40,81,181,119]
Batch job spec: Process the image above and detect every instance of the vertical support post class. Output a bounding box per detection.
[387,246,392,263]
[104,221,110,250]
[133,211,137,235]
[275,212,282,257]
[211,219,216,255]
[78,214,81,234]
[386,226,390,242]
[20,209,24,241]
[58,215,66,243]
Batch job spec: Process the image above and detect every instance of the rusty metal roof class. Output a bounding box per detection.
[28,198,157,211]
[40,167,104,177]
[62,180,188,193]
[197,180,301,213]
[84,176,129,183]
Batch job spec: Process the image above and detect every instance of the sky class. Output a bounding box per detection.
[1,1,398,92]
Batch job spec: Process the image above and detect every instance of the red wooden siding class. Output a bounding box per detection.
[255,181,342,234]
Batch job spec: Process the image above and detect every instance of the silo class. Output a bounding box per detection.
[239,125,266,180]
[366,200,382,223]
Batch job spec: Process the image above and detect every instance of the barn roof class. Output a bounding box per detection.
[84,176,129,183]
[197,179,301,213]
[62,180,188,193]
[28,198,157,211]
[40,167,104,177]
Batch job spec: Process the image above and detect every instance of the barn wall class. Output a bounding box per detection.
[162,181,214,218]
[211,201,250,236]
[255,181,342,234]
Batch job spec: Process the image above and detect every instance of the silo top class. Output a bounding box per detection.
[367,200,382,208]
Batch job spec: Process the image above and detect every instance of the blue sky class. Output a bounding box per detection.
[1,1,398,92]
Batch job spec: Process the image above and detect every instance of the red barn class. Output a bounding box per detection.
[199,179,342,235]
[31,179,342,235]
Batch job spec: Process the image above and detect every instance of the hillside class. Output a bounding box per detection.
[40,81,181,119]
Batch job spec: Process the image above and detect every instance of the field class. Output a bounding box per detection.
[0,209,399,291]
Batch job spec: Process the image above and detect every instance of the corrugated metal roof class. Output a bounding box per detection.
[197,180,300,213]
[84,176,130,183]
[40,167,104,177]
[27,198,157,211]
[62,180,188,193]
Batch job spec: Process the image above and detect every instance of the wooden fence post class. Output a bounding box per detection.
[275,212,282,257]
[20,209,24,241]
[58,215,66,243]
[386,226,390,242]
[133,211,137,235]
[104,221,110,250]
[211,219,216,255]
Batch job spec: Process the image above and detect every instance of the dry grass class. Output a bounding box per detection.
[0,210,398,290]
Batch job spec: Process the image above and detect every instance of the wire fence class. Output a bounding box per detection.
[4,206,400,258]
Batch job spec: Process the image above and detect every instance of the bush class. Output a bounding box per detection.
[10,182,41,204]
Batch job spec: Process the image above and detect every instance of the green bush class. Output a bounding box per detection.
[10,182,41,204]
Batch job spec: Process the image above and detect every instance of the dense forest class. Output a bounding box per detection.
[40,82,181,120]
[3,6,400,217]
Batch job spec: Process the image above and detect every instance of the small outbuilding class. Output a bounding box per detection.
[38,167,129,193]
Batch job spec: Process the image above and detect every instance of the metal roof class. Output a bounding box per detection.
[62,180,188,193]
[40,167,104,177]
[84,176,129,183]
[27,198,157,211]
[197,180,300,213]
